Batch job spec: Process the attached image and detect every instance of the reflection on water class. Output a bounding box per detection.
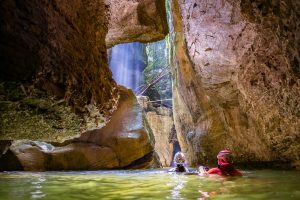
[167,174,187,199]
[31,175,46,199]
[0,169,300,200]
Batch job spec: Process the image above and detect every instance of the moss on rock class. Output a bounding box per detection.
[0,82,82,142]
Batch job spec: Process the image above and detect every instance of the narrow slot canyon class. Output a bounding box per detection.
[0,0,300,199]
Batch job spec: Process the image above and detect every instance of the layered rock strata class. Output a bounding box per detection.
[171,0,300,168]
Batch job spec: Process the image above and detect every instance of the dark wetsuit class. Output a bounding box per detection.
[168,164,189,173]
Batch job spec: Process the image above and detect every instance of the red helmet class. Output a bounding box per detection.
[217,149,232,159]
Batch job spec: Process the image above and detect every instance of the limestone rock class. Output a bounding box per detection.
[171,0,300,168]
[106,0,169,48]
[145,111,173,167]
[0,0,168,143]
[73,86,157,168]
[137,96,174,167]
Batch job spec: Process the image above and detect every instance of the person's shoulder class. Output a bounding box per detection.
[207,167,221,174]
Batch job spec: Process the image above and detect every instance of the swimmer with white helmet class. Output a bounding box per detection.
[168,152,189,173]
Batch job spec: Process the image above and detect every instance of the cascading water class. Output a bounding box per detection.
[109,42,145,92]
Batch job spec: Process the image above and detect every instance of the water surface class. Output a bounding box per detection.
[0,169,299,200]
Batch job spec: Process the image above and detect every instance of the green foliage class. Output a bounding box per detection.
[143,38,172,103]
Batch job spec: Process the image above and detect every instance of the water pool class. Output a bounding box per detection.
[0,169,299,200]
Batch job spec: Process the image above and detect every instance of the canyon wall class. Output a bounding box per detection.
[172,0,300,168]
[0,0,117,141]
[0,0,168,170]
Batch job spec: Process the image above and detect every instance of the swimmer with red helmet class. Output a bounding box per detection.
[199,149,242,176]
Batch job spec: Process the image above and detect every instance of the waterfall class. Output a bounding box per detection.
[109,42,145,92]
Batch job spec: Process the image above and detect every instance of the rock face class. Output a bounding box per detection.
[0,87,159,170]
[139,96,174,167]
[0,0,169,170]
[171,0,300,168]
[0,0,118,141]
[106,0,169,48]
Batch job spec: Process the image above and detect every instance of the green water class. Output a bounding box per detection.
[0,169,300,200]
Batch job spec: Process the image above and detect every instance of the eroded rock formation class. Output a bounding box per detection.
[171,0,300,168]
[0,0,168,170]
[106,0,169,48]
[0,87,159,170]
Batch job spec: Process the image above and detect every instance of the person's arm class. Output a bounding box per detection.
[198,166,208,175]
[184,167,189,172]
[207,168,221,175]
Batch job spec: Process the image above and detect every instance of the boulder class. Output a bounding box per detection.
[73,86,156,168]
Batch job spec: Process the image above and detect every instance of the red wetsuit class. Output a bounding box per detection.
[207,167,242,176]
[207,159,242,176]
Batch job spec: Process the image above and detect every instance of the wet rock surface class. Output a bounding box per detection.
[171,0,300,168]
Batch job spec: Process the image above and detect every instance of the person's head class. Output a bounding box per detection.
[217,149,233,163]
[173,152,186,172]
[174,151,186,167]
[216,149,236,172]
[216,149,242,175]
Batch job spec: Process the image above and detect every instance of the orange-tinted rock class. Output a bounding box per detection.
[0,0,168,171]
[49,143,119,170]
[106,0,168,48]
[0,87,158,170]
[73,86,156,168]
[171,0,300,168]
